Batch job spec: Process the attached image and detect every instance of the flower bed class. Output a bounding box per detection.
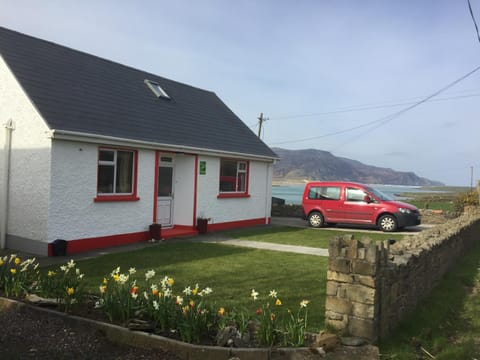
[0,254,311,348]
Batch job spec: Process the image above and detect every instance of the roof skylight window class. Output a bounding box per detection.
[144,79,170,99]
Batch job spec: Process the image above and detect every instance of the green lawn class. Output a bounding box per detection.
[68,241,327,331]
[225,226,405,248]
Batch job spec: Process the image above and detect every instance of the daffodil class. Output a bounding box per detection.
[269,289,277,298]
[128,267,136,275]
[47,270,56,277]
[218,307,225,316]
[67,287,75,296]
[199,287,212,296]
[300,300,310,308]
[14,257,21,265]
[0,259,3,266]
[118,274,129,284]
[189,299,195,308]
[10,268,16,275]
[176,295,184,305]
[270,313,276,321]
[275,298,282,306]
[251,289,259,300]
[99,285,107,293]
[112,274,120,282]
[145,269,155,280]
[67,259,75,268]
[183,286,192,295]
[153,300,160,311]
[167,277,174,287]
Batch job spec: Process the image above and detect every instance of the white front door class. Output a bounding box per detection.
[157,156,174,227]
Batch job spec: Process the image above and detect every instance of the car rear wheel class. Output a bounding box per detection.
[378,214,397,232]
[308,212,324,228]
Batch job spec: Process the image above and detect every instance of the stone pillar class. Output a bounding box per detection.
[325,235,387,343]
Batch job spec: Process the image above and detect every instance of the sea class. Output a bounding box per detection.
[272,184,439,205]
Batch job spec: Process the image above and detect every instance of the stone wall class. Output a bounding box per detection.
[325,209,480,343]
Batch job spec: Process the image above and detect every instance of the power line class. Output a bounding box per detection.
[269,65,480,146]
[269,91,480,121]
[468,0,480,44]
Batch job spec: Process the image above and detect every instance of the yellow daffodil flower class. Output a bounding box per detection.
[67,287,75,296]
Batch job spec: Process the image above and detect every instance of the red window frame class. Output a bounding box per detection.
[217,159,250,199]
[94,147,139,202]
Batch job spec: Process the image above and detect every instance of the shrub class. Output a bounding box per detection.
[452,191,479,214]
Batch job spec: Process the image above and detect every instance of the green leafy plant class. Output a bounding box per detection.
[0,255,39,297]
[97,266,141,323]
[37,259,86,312]
[453,190,479,214]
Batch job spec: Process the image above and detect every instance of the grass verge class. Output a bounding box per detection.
[67,241,327,331]
[379,241,480,359]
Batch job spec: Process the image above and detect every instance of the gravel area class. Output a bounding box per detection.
[0,303,181,359]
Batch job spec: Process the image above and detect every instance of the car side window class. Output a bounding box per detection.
[308,186,341,200]
[346,187,367,202]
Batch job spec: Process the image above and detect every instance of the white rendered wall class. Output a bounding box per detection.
[48,141,156,241]
[196,156,273,224]
[172,154,195,226]
[0,56,52,251]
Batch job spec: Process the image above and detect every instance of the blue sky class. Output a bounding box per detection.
[1,0,479,185]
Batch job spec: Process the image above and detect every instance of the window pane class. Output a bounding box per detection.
[219,160,237,192]
[116,151,133,193]
[158,167,173,196]
[99,150,114,162]
[98,165,114,193]
[237,173,246,192]
[346,188,366,202]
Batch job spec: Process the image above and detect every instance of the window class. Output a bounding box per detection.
[308,186,341,200]
[96,148,138,201]
[219,159,248,194]
[144,79,170,99]
[346,187,368,202]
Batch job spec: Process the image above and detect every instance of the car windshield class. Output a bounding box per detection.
[366,186,394,201]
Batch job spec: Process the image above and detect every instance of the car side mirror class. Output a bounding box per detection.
[364,195,372,203]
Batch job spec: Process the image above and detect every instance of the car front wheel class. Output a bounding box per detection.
[308,212,324,228]
[378,214,397,232]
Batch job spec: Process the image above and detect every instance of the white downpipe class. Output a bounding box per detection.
[265,163,272,224]
[1,119,14,249]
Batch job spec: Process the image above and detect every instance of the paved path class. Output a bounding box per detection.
[201,238,329,256]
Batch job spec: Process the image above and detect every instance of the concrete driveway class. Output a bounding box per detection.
[271,217,433,235]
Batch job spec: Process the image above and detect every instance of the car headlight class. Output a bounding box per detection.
[398,207,412,214]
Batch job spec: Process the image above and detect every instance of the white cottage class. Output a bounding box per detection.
[0,27,278,256]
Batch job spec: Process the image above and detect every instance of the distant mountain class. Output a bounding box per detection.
[272,148,444,186]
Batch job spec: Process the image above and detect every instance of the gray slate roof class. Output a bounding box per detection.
[0,27,277,159]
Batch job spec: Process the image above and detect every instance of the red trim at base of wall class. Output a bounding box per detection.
[48,231,151,256]
[208,217,270,232]
[47,218,271,256]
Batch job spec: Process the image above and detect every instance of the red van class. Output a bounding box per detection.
[302,181,421,232]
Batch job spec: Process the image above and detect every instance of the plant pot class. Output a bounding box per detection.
[149,223,162,240]
[197,219,208,234]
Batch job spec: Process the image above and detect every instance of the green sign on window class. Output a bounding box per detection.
[199,161,206,175]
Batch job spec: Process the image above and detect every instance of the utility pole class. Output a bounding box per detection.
[470,166,474,190]
[257,112,268,138]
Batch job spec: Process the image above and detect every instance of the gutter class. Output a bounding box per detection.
[1,119,14,249]
[49,129,280,162]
